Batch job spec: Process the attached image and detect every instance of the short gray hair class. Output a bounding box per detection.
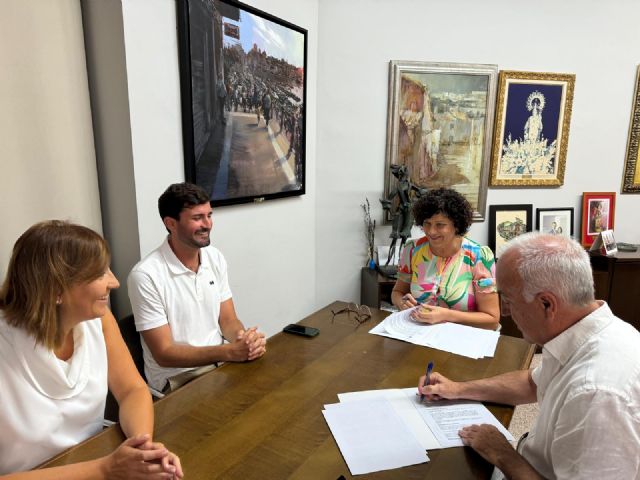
[501,232,594,306]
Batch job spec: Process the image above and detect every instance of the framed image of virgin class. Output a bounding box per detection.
[384,61,498,222]
[490,71,575,187]
[622,65,640,193]
[177,0,307,206]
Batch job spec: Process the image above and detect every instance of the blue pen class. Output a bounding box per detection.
[420,361,434,402]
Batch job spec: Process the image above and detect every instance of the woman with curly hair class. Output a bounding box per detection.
[391,188,500,329]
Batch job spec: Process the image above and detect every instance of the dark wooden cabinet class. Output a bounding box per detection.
[589,251,640,331]
[360,267,396,309]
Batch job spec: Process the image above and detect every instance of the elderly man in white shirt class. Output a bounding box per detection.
[419,233,640,479]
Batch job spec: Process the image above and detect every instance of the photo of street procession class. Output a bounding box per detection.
[178,0,306,205]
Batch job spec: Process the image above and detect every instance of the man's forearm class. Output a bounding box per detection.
[495,449,545,480]
[219,316,246,342]
[458,369,536,406]
[153,342,231,368]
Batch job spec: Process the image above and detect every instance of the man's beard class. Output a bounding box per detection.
[189,229,211,248]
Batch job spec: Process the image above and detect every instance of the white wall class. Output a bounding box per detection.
[0,0,102,278]
[121,0,319,337]
[314,0,640,306]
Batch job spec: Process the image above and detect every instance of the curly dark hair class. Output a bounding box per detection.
[412,188,472,235]
[158,182,210,221]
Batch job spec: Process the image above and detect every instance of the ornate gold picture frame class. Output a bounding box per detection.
[622,65,640,193]
[490,71,575,187]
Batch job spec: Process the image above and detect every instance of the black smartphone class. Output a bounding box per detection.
[282,324,319,337]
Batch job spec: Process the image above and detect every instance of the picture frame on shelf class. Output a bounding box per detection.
[490,71,575,187]
[535,207,574,237]
[384,61,498,222]
[622,65,640,193]
[488,204,533,258]
[581,192,616,247]
[177,0,307,207]
[590,229,618,256]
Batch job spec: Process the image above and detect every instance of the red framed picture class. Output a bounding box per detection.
[581,192,616,247]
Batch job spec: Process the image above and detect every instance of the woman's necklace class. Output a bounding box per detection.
[429,238,462,304]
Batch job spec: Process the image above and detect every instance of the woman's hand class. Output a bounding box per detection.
[102,434,183,479]
[138,437,184,479]
[399,293,418,310]
[411,304,448,324]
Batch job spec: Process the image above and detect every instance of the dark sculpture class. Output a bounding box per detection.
[380,165,427,266]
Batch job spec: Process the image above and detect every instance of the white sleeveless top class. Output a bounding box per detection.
[0,313,108,474]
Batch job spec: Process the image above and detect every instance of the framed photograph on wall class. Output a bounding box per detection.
[490,71,575,187]
[535,207,574,237]
[581,192,616,247]
[384,61,498,222]
[488,204,533,258]
[177,0,307,206]
[622,65,640,193]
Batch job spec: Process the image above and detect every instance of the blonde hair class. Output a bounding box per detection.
[0,220,110,349]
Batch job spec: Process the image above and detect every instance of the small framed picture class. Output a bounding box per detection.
[488,204,533,258]
[590,229,618,256]
[535,207,574,237]
[581,192,616,247]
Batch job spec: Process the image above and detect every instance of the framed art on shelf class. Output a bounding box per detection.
[581,192,616,247]
[384,61,498,222]
[177,0,307,207]
[488,204,533,258]
[622,65,640,193]
[535,207,574,237]
[490,71,575,187]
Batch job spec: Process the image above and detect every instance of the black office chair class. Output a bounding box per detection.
[117,314,146,381]
[104,314,157,422]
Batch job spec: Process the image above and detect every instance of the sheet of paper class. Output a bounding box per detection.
[322,399,428,475]
[336,388,440,450]
[369,309,500,359]
[410,396,514,448]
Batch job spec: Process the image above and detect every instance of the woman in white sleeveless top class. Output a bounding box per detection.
[0,221,182,479]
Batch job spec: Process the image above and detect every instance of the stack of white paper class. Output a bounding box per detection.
[369,307,500,358]
[323,388,514,475]
[322,398,429,475]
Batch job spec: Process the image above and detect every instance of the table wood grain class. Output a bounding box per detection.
[42,301,535,479]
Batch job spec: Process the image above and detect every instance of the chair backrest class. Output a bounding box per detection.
[117,314,146,381]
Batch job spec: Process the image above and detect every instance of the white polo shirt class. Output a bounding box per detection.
[127,237,232,391]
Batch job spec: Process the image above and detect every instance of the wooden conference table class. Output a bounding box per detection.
[43,301,535,479]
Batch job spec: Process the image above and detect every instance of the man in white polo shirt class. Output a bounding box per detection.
[128,182,266,392]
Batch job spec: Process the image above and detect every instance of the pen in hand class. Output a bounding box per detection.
[420,361,434,402]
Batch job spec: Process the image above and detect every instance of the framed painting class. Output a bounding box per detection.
[622,65,640,193]
[177,0,307,206]
[384,61,498,222]
[581,192,616,247]
[535,207,574,237]
[488,204,533,258]
[490,71,575,187]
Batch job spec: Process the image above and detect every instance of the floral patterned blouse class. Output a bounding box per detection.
[397,236,497,311]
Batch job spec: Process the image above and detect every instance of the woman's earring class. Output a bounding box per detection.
[56,296,62,305]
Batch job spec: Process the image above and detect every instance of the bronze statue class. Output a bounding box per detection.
[380,165,426,267]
